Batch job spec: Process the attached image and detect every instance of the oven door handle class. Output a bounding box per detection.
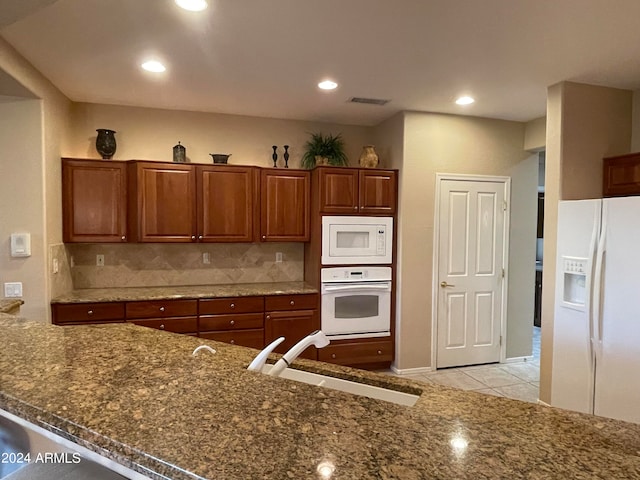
[322,283,391,292]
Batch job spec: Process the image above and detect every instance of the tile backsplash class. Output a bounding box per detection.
[66,243,304,289]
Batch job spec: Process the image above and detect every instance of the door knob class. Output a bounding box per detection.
[440,281,455,288]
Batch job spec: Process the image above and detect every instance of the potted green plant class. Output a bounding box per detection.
[301,132,349,169]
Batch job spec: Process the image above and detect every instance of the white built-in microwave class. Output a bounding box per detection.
[321,216,393,265]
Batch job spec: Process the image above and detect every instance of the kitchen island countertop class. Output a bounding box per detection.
[1,317,640,479]
[51,282,317,304]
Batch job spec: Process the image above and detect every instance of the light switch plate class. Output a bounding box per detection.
[4,282,23,298]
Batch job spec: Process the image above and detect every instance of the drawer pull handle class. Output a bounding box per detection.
[159,307,165,312]
[377,350,382,355]
[230,320,235,326]
[290,300,295,306]
[331,353,336,359]
[230,303,235,309]
[160,324,165,330]
[87,310,93,315]
[230,339,235,344]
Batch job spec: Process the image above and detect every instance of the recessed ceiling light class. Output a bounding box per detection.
[455,96,475,105]
[318,80,338,91]
[141,60,166,73]
[175,0,208,11]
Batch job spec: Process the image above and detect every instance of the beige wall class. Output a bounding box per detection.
[539,81,631,404]
[0,37,72,320]
[65,103,371,168]
[375,111,535,370]
[524,116,546,152]
[0,99,47,320]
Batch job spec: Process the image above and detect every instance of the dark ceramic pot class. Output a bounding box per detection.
[210,154,231,164]
[96,129,117,159]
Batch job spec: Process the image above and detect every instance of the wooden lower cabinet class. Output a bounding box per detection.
[125,299,198,335]
[198,296,265,348]
[318,339,393,368]
[264,293,319,360]
[52,302,125,324]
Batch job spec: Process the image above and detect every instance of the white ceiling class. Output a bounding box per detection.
[2,0,640,126]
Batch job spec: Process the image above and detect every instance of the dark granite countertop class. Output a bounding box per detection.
[0,299,23,314]
[51,282,318,304]
[1,318,640,479]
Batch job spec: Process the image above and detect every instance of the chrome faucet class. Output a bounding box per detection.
[267,330,330,377]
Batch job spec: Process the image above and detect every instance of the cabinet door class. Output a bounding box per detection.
[197,166,257,242]
[265,309,318,360]
[318,168,358,214]
[260,169,310,241]
[603,153,640,197]
[358,170,397,214]
[62,159,127,242]
[129,162,196,242]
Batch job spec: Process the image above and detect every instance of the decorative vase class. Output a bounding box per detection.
[359,145,379,168]
[283,145,290,168]
[315,155,329,166]
[173,141,186,163]
[95,129,117,159]
[272,146,278,168]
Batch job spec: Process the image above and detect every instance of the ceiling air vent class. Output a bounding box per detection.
[348,97,390,106]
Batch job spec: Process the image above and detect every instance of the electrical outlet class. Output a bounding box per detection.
[96,254,105,267]
[52,258,59,274]
[275,252,283,263]
[203,252,211,264]
[4,282,23,298]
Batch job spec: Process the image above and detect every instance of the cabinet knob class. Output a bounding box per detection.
[377,350,382,355]
[198,235,203,240]
[230,339,235,344]
[290,300,295,306]
[87,310,93,315]
[121,235,126,241]
[160,324,165,330]
[266,315,271,320]
[230,303,235,309]
[353,206,358,210]
[230,320,235,326]
[159,307,165,312]
[331,353,336,359]
[191,235,196,240]
[262,235,266,240]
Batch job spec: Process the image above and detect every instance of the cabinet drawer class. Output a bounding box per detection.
[126,300,197,319]
[129,317,198,333]
[199,313,263,332]
[53,302,125,323]
[264,294,318,311]
[199,329,264,349]
[318,340,393,365]
[199,296,264,315]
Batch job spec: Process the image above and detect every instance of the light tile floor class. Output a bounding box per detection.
[384,327,541,403]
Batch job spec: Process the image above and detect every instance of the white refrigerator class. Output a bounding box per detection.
[551,196,640,424]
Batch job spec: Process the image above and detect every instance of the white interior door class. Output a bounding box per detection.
[436,177,508,368]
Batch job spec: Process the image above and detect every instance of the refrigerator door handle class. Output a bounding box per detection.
[592,203,608,362]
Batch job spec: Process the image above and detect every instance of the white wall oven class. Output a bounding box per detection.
[321,266,392,339]
[321,216,393,265]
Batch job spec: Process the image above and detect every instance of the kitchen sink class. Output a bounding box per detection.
[261,365,419,406]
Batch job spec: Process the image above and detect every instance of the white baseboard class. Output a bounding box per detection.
[390,365,434,375]
[503,355,534,364]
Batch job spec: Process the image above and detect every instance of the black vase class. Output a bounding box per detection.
[96,129,117,159]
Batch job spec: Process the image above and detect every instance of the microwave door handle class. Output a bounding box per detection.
[323,284,391,292]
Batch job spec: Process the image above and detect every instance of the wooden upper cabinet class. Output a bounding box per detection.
[197,165,258,242]
[358,170,397,214]
[318,168,359,213]
[317,167,397,215]
[603,153,640,197]
[260,169,310,241]
[62,158,128,243]
[128,161,196,242]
